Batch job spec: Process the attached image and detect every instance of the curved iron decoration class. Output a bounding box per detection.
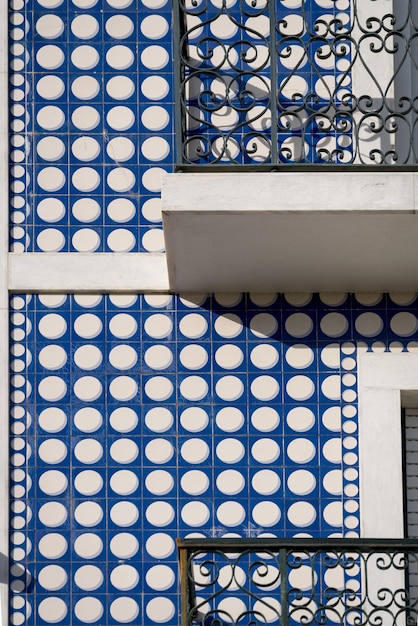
[174,0,418,166]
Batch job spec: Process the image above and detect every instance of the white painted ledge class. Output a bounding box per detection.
[162,172,418,292]
[8,253,170,292]
[358,353,418,538]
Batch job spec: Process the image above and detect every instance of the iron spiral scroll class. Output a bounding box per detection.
[174,0,418,166]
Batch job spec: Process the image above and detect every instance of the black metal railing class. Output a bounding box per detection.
[174,0,418,168]
[178,538,418,626]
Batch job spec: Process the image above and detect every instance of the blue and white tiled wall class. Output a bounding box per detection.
[9,291,418,624]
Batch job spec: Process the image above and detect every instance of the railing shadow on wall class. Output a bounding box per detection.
[178,538,418,626]
[173,0,418,170]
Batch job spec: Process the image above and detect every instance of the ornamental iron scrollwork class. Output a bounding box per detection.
[174,0,418,166]
[178,538,418,626]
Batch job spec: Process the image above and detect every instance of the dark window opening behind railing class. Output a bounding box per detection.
[174,0,418,168]
[178,538,418,626]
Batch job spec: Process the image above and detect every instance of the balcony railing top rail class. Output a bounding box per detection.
[178,538,418,626]
[174,0,418,169]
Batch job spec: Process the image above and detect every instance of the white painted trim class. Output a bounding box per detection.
[8,253,170,293]
[0,0,8,618]
[358,353,418,538]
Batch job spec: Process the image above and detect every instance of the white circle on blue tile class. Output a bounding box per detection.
[74,597,104,623]
[74,439,103,464]
[37,166,66,191]
[144,345,173,370]
[145,438,173,464]
[72,167,100,192]
[323,502,343,527]
[179,346,210,372]
[251,406,280,432]
[144,407,173,433]
[74,565,103,591]
[74,345,103,370]
[390,312,418,336]
[287,438,315,463]
[106,45,134,70]
[180,375,208,401]
[74,375,102,401]
[251,438,280,463]
[181,438,210,464]
[320,313,349,337]
[106,76,135,100]
[36,14,64,38]
[286,407,315,432]
[74,470,103,496]
[287,469,316,495]
[37,136,65,161]
[73,313,102,339]
[107,198,136,222]
[38,598,67,623]
[322,406,341,431]
[355,313,384,337]
[73,407,102,433]
[73,533,103,559]
[252,501,281,526]
[110,533,139,559]
[216,501,245,526]
[250,313,278,338]
[38,470,68,496]
[179,313,208,338]
[180,407,208,432]
[38,533,68,559]
[145,598,175,624]
[322,438,342,463]
[285,313,313,338]
[145,470,173,495]
[110,564,139,591]
[145,533,175,559]
[141,105,170,131]
[71,14,99,39]
[145,565,175,592]
[107,137,135,162]
[106,105,135,131]
[105,15,134,39]
[216,407,244,432]
[36,229,65,252]
[251,375,279,400]
[141,45,169,70]
[71,136,100,161]
[285,344,314,368]
[38,502,68,527]
[252,469,280,495]
[216,375,244,400]
[250,344,279,369]
[144,376,173,401]
[109,345,138,370]
[216,438,245,463]
[109,470,138,496]
[108,313,136,339]
[110,438,139,464]
[110,501,139,527]
[37,198,65,222]
[181,470,209,495]
[286,375,315,401]
[71,76,100,100]
[71,45,99,70]
[110,597,140,623]
[38,565,67,591]
[215,344,244,369]
[72,105,100,130]
[109,375,138,401]
[320,343,340,368]
[144,314,173,339]
[181,501,210,527]
[321,375,341,400]
[38,438,67,464]
[145,501,174,527]
[323,470,343,495]
[288,501,316,527]
[141,166,166,191]
[38,407,67,432]
[217,598,246,623]
[216,469,245,495]
[355,292,382,306]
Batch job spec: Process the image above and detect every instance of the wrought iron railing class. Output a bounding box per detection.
[174,0,418,168]
[178,538,418,626]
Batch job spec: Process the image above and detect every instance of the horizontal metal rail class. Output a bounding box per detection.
[178,538,418,626]
[174,0,418,167]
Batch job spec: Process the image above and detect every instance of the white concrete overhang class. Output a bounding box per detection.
[162,171,418,293]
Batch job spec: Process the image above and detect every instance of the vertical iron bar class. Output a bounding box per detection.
[269,0,278,164]
[280,547,289,626]
[173,0,185,167]
[178,541,189,626]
